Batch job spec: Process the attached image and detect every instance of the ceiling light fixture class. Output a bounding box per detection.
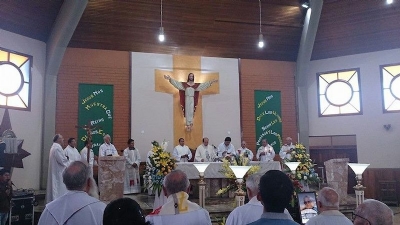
[387,0,394,4]
[258,0,264,48]
[158,0,165,42]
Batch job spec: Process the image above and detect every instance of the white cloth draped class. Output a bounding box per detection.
[64,145,81,163]
[194,144,217,162]
[99,143,118,156]
[256,145,275,162]
[146,191,212,225]
[46,143,70,203]
[216,143,237,158]
[80,147,97,177]
[172,145,192,162]
[123,147,141,194]
[38,191,106,225]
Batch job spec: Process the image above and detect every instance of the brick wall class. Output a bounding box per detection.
[56,48,130,150]
[240,59,298,151]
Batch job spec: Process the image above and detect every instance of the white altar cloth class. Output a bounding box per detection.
[176,161,281,179]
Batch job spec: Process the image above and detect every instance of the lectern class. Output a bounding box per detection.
[98,156,125,202]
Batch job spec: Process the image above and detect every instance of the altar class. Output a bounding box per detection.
[176,161,281,198]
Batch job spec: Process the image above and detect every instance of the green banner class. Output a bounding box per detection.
[78,84,114,155]
[254,90,282,153]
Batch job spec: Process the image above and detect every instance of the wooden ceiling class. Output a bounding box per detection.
[0,0,400,61]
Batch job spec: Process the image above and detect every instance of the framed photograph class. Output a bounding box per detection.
[298,192,318,224]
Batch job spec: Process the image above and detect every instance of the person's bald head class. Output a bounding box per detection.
[162,170,190,196]
[317,187,339,211]
[353,199,393,225]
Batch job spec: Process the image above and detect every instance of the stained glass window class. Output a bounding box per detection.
[381,64,400,112]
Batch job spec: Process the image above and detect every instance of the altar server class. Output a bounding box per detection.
[172,138,192,162]
[123,139,141,194]
[64,138,81,163]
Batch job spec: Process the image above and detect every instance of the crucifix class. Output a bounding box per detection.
[155,55,219,149]
[76,121,100,163]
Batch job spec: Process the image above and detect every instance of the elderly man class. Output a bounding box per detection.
[172,138,192,162]
[256,139,275,162]
[279,137,295,160]
[145,170,211,225]
[217,137,237,158]
[195,137,217,162]
[64,138,81,163]
[226,173,292,225]
[46,134,70,203]
[123,139,141,194]
[353,199,393,225]
[99,134,118,156]
[237,141,254,161]
[248,170,299,225]
[39,161,106,225]
[305,187,352,225]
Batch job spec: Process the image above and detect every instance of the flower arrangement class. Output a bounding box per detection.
[285,143,320,185]
[143,140,176,195]
[216,155,260,196]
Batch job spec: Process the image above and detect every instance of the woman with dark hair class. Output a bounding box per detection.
[103,198,150,225]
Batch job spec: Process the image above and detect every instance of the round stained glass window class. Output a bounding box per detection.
[0,63,23,96]
[390,75,400,100]
[325,80,353,106]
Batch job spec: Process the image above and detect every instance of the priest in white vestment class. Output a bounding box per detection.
[39,161,106,225]
[194,137,217,162]
[46,134,70,203]
[145,170,212,225]
[237,141,254,161]
[217,137,237,158]
[226,174,293,225]
[164,73,217,130]
[123,139,141,194]
[279,137,295,160]
[256,139,275,162]
[80,140,97,178]
[172,138,192,162]
[64,138,81,163]
[99,134,118,156]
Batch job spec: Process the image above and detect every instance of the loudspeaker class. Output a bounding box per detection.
[9,192,34,225]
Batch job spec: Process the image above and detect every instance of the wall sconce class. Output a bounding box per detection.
[229,166,251,207]
[348,163,370,207]
[193,163,210,208]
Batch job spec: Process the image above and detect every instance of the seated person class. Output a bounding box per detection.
[145,170,211,225]
[195,137,217,162]
[237,141,254,161]
[217,137,237,159]
[103,198,149,225]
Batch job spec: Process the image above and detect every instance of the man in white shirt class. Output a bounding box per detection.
[237,141,254,161]
[353,199,393,225]
[123,138,141,194]
[256,139,275,162]
[64,138,81,163]
[46,134,70,203]
[279,137,295,161]
[195,137,217,162]
[99,134,118,156]
[217,137,237,159]
[172,138,192,162]
[38,161,106,225]
[305,187,352,225]
[226,173,293,225]
[145,170,211,225]
[80,140,97,178]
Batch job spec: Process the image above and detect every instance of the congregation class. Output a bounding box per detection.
[1,134,393,225]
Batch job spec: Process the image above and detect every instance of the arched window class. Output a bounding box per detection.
[381,64,400,113]
[317,68,362,116]
[0,48,32,111]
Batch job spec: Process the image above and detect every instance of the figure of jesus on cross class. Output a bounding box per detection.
[164,73,218,131]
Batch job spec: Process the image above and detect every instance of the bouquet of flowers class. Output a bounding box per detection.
[143,140,176,195]
[216,155,260,196]
[285,143,320,186]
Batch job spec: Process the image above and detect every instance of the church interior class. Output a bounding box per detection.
[0,0,400,224]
